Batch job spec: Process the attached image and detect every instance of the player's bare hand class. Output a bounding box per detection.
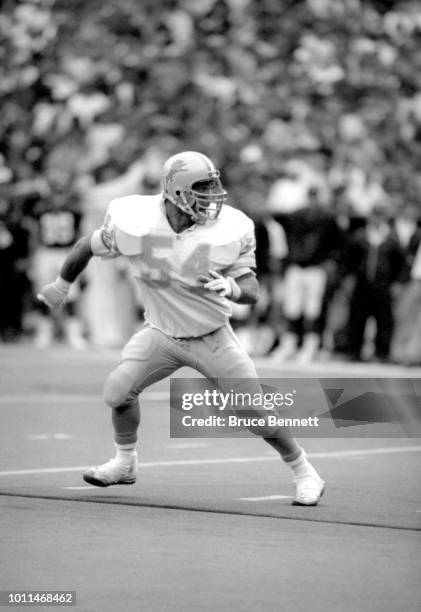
[37,277,71,308]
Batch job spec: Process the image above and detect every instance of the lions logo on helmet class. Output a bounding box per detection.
[165,159,188,187]
[161,151,227,224]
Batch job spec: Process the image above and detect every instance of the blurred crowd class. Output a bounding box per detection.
[1,0,421,364]
[235,190,421,366]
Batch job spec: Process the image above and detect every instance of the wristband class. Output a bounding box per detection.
[55,276,72,292]
[227,276,241,302]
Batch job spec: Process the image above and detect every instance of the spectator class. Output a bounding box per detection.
[271,186,343,363]
[321,187,365,357]
[30,170,87,349]
[391,202,421,364]
[0,195,31,342]
[392,242,421,365]
[393,201,421,279]
[344,204,405,362]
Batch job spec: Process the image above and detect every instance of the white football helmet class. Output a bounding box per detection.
[161,151,227,223]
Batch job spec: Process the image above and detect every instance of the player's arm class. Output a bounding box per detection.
[37,235,94,308]
[199,215,260,304]
[38,204,122,308]
[37,229,110,308]
[229,271,259,304]
[198,269,259,305]
[61,235,94,282]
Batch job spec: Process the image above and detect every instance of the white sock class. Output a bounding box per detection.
[115,443,137,462]
[287,451,317,479]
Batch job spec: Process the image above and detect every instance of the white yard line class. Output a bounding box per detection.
[238,495,292,501]
[0,446,420,477]
[62,486,96,490]
[0,392,168,404]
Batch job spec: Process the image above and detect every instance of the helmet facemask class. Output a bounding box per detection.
[172,178,227,224]
[190,178,227,223]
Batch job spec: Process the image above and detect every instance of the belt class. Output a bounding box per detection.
[172,326,223,342]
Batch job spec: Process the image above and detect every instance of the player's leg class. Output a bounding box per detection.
[193,325,325,505]
[373,287,394,361]
[83,327,182,487]
[296,266,327,364]
[271,264,304,361]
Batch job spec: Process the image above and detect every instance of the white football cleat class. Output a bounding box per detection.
[83,457,137,487]
[293,473,325,506]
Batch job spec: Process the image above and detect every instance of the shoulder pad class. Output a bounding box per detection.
[105,194,163,256]
[107,194,162,236]
[217,205,254,237]
[193,206,254,247]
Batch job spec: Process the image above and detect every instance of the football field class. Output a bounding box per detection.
[0,344,420,611]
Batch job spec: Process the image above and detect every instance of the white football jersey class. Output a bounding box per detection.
[91,194,256,337]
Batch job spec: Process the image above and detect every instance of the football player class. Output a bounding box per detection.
[38,151,325,505]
